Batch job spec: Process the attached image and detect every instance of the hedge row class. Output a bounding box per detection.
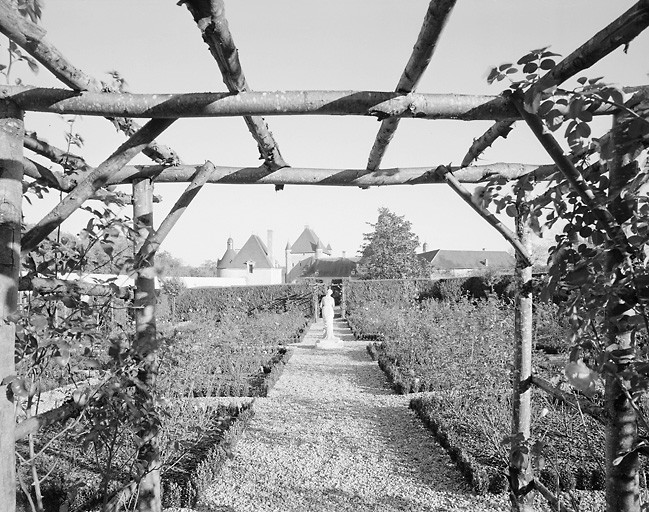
[162,401,255,508]
[410,395,607,494]
[176,283,314,321]
[345,274,516,314]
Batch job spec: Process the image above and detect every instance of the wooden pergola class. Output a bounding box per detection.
[0,1,648,511]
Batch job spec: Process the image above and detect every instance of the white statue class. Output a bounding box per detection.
[320,288,336,340]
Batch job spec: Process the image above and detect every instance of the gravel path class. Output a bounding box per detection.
[200,316,513,512]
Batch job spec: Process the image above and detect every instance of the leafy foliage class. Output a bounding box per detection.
[357,208,427,280]
[484,47,649,496]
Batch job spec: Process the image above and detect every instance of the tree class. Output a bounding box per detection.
[357,207,425,279]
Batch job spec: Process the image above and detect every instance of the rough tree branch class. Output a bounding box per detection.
[366,0,456,171]
[182,0,287,170]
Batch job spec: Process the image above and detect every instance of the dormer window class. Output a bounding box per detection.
[246,261,255,274]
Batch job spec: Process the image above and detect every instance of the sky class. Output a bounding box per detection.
[17,0,649,266]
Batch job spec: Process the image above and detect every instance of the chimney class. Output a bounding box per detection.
[267,229,274,266]
[422,242,428,252]
[342,251,347,259]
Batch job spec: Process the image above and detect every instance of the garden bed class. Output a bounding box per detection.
[16,401,254,512]
[410,393,607,495]
[348,295,614,494]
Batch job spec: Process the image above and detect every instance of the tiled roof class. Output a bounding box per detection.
[290,227,331,255]
[419,249,514,270]
[287,257,358,282]
[230,235,274,269]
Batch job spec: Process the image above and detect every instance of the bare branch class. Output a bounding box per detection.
[461,120,515,167]
[182,0,287,170]
[22,118,176,254]
[366,0,456,171]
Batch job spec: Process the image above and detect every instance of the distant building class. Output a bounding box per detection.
[284,226,357,285]
[418,248,515,278]
[285,225,332,271]
[286,255,358,284]
[216,232,283,285]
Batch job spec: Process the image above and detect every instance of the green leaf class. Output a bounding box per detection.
[522,62,538,74]
[540,59,555,70]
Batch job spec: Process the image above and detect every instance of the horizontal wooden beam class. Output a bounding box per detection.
[0,85,519,120]
[3,85,644,121]
[110,162,555,187]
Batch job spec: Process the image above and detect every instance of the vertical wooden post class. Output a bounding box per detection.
[132,178,160,512]
[341,280,347,319]
[509,197,533,511]
[0,101,23,512]
[605,113,639,512]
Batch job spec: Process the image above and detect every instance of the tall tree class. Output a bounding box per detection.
[358,207,424,279]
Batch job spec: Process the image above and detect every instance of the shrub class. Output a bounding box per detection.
[175,283,313,321]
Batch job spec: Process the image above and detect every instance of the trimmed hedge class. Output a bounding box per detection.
[161,401,255,508]
[410,394,608,494]
[176,283,314,321]
[345,275,516,314]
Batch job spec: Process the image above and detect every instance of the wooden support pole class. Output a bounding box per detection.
[366,0,456,171]
[134,161,214,268]
[182,0,288,171]
[21,118,175,255]
[0,100,24,512]
[604,113,640,512]
[438,166,532,266]
[132,179,160,512]
[509,196,533,511]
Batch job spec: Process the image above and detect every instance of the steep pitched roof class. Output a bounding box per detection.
[230,235,274,268]
[287,256,358,282]
[290,226,322,254]
[217,248,237,269]
[419,249,514,270]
